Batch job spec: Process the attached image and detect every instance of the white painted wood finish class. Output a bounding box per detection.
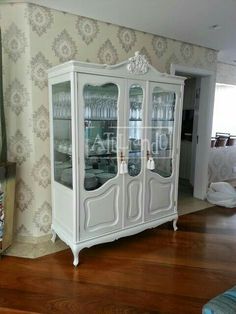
[48,52,185,266]
[144,82,182,221]
[78,74,125,241]
[123,79,146,227]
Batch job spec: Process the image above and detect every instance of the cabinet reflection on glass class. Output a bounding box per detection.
[52,81,73,189]
[128,85,143,177]
[151,87,176,178]
[83,83,118,191]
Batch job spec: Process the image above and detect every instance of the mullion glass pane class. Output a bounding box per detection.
[52,81,73,189]
[84,83,118,191]
[128,85,143,177]
[151,87,176,178]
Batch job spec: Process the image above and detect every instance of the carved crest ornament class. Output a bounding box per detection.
[127,51,149,75]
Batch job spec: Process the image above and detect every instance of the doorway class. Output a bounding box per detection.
[170,64,216,200]
[178,76,199,198]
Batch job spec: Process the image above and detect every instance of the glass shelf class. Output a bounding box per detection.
[53,117,71,121]
[87,153,116,158]
[128,85,143,177]
[150,87,176,178]
[52,81,73,189]
[85,119,117,122]
[129,150,141,153]
[152,119,174,122]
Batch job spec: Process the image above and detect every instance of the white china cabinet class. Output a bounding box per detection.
[48,52,185,266]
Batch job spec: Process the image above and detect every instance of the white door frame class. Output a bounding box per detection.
[170,64,216,200]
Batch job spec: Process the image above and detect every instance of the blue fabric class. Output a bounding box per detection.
[203,286,236,314]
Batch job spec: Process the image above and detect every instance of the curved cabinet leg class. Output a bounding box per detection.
[70,246,81,267]
[51,228,57,243]
[173,218,178,231]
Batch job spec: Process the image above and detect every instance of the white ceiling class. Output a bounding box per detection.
[5,0,236,65]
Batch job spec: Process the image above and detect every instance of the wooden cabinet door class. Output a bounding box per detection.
[77,73,126,240]
[123,80,146,227]
[144,82,182,221]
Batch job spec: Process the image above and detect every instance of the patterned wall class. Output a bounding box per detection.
[0,3,218,239]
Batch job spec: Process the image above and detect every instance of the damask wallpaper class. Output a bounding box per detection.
[0,2,218,241]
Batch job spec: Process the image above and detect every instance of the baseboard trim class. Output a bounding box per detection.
[3,238,68,258]
[15,234,52,244]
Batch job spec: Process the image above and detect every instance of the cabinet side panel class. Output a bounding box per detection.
[53,184,74,239]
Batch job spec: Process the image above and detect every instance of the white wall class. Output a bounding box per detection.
[216,62,236,85]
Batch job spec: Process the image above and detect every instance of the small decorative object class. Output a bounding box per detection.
[119,160,128,174]
[147,157,155,170]
[146,150,155,170]
[119,151,128,174]
[127,51,149,75]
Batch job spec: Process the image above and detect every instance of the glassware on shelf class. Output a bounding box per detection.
[128,85,143,177]
[166,105,174,120]
[83,83,119,191]
[53,91,71,119]
[129,93,142,121]
[84,88,118,120]
[151,87,176,178]
[52,81,73,189]
[55,139,72,155]
[152,91,175,121]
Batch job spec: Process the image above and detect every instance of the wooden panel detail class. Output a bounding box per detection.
[127,180,142,222]
[84,185,120,232]
[148,178,172,213]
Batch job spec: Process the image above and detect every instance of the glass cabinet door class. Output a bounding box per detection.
[150,86,176,177]
[128,85,143,177]
[83,83,118,191]
[52,81,73,188]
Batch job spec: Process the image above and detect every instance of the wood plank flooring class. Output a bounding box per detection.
[1,206,236,314]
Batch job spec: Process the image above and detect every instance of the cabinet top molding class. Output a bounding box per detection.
[47,52,185,84]
[127,51,149,75]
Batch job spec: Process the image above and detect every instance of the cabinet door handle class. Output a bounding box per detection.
[120,151,124,162]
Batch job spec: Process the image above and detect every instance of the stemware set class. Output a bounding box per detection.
[152,92,175,121]
[84,92,117,120]
[129,95,143,120]
[53,92,71,119]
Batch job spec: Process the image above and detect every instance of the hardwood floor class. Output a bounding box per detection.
[1,206,236,314]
